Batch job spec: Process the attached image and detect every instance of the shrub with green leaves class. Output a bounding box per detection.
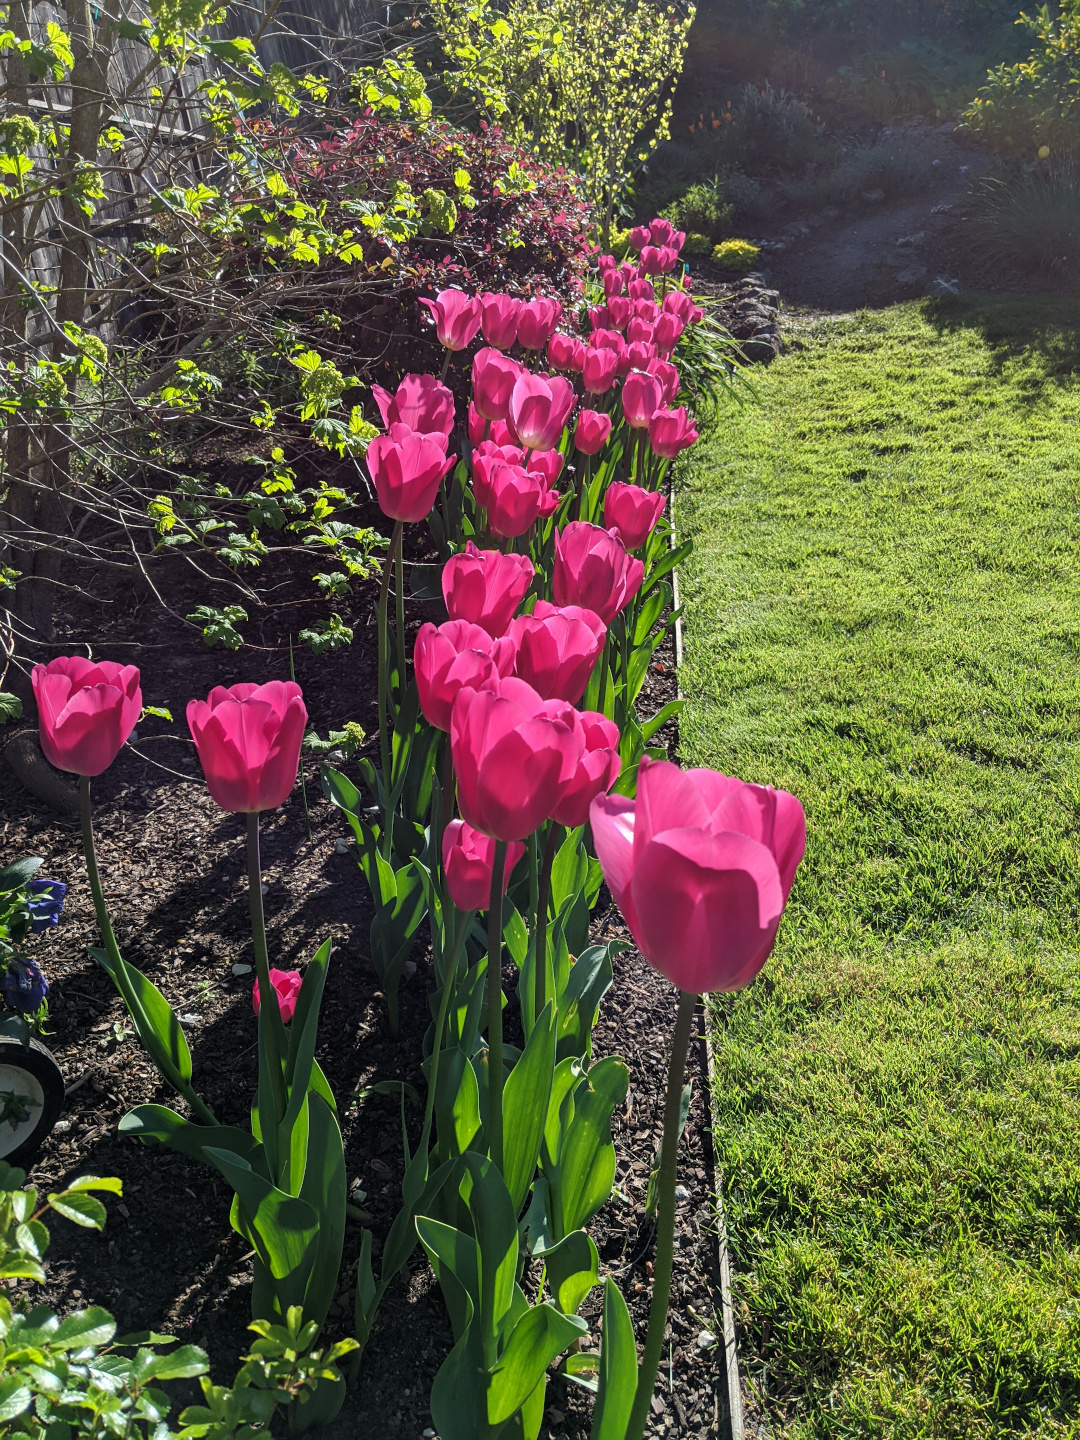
[965,158,1080,276]
[963,1,1080,159]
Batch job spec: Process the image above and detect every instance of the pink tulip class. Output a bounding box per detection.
[253,968,303,1023]
[414,619,513,732]
[419,288,482,350]
[604,481,667,550]
[620,263,639,291]
[663,290,695,321]
[622,372,664,429]
[654,313,686,354]
[648,358,681,405]
[628,278,655,302]
[588,305,611,331]
[598,253,617,272]
[487,462,556,538]
[574,409,613,455]
[527,448,564,488]
[442,819,525,910]
[588,328,624,353]
[517,297,562,350]
[508,600,606,703]
[629,226,651,253]
[633,298,660,324]
[187,681,307,813]
[626,340,658,372]
[649,217,676,247]
[508,372,575,451]
[450,676,582,841]
[641,245,678,276]
[33,657,141,777]
[649,407,699,459]
[548,333,586,373]
[480,293,522,350]
[602,269,623,299]
[689,305,705,324]
[371,373,454,437]
[627,316,655,346]
[365,422,455,522]
[590,758,805,992]
[606,295,633,330]
[473,440,526,508]
[553,522,644,624]
[582,347,620,396]
[472,347,521,422]
[550,710,621,828]
[442,540,535,637]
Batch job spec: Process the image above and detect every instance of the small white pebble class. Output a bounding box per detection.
[260,882,268,895]
[328,749,345,762]
[180,1013,201,1025]
[54,1119,71,1133]
[675,1184,690,1201]
[335,838,350,854]
[127,730,139,744]
[423,1431,436,1438]
[404,961,417,979]
[696,1329,716,1350]
[232,963,252,976]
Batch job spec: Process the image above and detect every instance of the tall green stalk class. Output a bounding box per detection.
[247,811,287,1123]
[626,988,697,1440]
[533,825,559,1021]
[377,519,403,860]
[485,840,508,1173]
[394,522,407,702]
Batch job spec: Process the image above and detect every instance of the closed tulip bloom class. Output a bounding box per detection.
[588,304,611,331]
[633,298,660,324]
[550,710,621,828]
[472,347,521,422]
[622,371,664,429]
[517,297,562,350]
[649,217,675,246]
[604,481,667,550]
[620,262,639,290]
[649,406,699,460]
[602,268,623,298]
[187,681,307,813]
[508,372,575,451]
[648,358,681,405]
[442,819,525,910]
[598,253,618,272]
[442,540,535,636]
[627,316,655,346]
[366,422,455,522]
[527,448,564,488]
[553,522,644,624]
[641,245,678,276]
[450,676,582,841]
[590,758,805,993]
[574,408,613,455]
[628,278,655,302]
[487,462,552,538]
[472,440,526,509]
[663,290,695,321]
[371,373,454,437]
[480,292,522,350]
[508,600,606,703]
[689,305,705,324]
[548,333,586,372]
[33,657,141,776]
[588,328,624,353]
[420,288,482,350]
[626,340,658,372]
[582,346,620,395]
[629,225,651,253]
[654,312,686,355]
[414,620,506,732]
[253,968,303,1023]
[606,295,633,330]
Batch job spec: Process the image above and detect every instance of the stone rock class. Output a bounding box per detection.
[741,334,779,363]
[861,187,885,203]
[897,231,925,248]
[696,1329,717,1350]
[896,264,928,285]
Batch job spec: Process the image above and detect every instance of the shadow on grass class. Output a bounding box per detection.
[923,290,1080,380]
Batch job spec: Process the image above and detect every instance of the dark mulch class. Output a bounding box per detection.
[1,526,732,1439]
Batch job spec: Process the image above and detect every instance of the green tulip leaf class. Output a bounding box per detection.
[589,1278,638,1440]
[205,1148,318,1317]
[503,1001,557,1214]
[555,1058,629,1237]
[487,1303,587,1425]
[297,1092,347,1330]
[539,1229,598,1315]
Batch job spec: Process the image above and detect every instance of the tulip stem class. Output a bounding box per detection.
[377,520,403,856]
[534,824,559,1024]
[626,988,698,1440]
[485,839,508,1174]
[394,522,407,702]
[247,812,288,1123]
[80,776,217,1127]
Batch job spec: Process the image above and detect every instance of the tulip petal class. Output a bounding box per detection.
[589,793,638,934]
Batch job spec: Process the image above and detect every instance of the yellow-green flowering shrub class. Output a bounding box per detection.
[429,0,694,240]
[712,237,761,270]
[962,1,1080,159]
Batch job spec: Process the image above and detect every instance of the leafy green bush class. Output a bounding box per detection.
[965,159,1080,275]
[689,82,828,176]
[962,1,1080,159]
[794,131,937,206]
[713,238,762,270]
[827,37,984,122]
[659,167,766,240]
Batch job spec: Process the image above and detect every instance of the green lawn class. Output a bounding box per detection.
[679,298,1080,1439]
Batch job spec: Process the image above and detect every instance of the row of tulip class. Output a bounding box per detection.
[30,217,805,1439]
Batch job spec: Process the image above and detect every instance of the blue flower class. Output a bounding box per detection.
[26,878,66,933]
[2,958,49,1013]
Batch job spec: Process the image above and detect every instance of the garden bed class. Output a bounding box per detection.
[2,520,733,1439]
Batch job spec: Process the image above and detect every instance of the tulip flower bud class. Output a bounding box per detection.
[472,347,521,422]
[654,313,686,355]
[33,657,142,777]
[604,481,667,550]
[480,292,522,350]
[508,372,575,451]
[414,620,504,732]
[365,422,455,522]
[582,346,620,396]
[253,969,303,1023]
[550,710,621,828]
[602,268,623,298]
[606,295,632,330]
[419,288,483,350]
[590,758,806,993]
[442,540,535,637]
[627,316,655,346]
[517,297,562,350]
[629,225,651,253]
[648,358,681,405]
[648,406,699,460]
[372,373,455,437]
[442,819,525,910]
[622,372,664,429]
[625,340,658,372]
[649,217,676,247]
[574,408,613,455]
[507,601,606,704]
[187,681,308,813]
[628,278,656,302]
[553,521,644,624]
[548,333,586,372]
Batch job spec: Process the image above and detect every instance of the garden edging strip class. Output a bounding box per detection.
[670,479,745,1440]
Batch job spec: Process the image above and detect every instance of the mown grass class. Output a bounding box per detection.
[678,297,1080,1439]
